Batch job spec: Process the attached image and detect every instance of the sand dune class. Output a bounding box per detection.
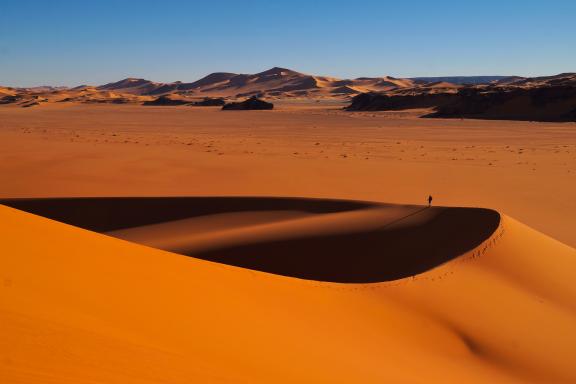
[498,72,576,87]
[10,67,422,102]
[1,197,576,383]
[413,76,510,85]
[0,86,153,106]
[169,67,418,99]
[97,77,166,95]
[3,68,526,105]
[0,86,17,97]
[2,197,499,282]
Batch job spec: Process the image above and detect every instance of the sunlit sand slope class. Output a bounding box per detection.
[1,199,576,383]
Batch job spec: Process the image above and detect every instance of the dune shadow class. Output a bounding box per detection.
[0,197,371,232]
[0,197,500,283]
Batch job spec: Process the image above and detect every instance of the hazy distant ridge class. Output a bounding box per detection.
[411,76,511,85]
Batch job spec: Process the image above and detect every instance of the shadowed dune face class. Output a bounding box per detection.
[0,197,500,283]
[188,207,500,282]
[0,197,371,231]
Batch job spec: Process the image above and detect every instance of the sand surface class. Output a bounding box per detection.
[1,197,499,282]
[2,200,576,383]
[2,102,576,382]
[0,103,574,247]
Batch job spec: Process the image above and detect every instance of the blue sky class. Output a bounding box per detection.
[1,0,575,86]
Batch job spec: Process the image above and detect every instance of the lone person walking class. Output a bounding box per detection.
[428,195,433,206]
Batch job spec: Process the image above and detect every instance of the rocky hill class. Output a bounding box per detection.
[347,73,576,122]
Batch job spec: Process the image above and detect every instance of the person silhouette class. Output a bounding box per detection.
[428,195,433,206]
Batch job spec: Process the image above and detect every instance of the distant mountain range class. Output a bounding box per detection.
[95,67,423,98]
[6,69,573,100]
[2,67,475,102]
[93,68,518,98]
[2,68,554,99]
[1,68,575,121]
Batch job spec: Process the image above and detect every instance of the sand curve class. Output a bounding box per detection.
[1,197,500,282]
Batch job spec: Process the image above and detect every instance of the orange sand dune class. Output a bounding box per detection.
[0,86,17,97]
[2,197,499,282]
[2,197,576,383]
[94,68,418,99]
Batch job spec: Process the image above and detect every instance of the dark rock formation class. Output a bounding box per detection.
[21,101,40,108]
[346,92,457,111]
[111,98,130,104]
[0,95,23,104]
[142,95,189,106]
[192,97,225,106]
[222,96,274,110]
[425,86,576,122]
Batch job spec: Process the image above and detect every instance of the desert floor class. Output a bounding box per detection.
[3,101,576,383]
[1,101,575,247]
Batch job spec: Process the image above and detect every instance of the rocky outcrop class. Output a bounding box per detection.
[192,97,225,106]
[0,95,23,104]
[346,73,576,122]
[222,97,273,110]
[346,92,457,111]
[425,86,576,122]
[142,95,189,106]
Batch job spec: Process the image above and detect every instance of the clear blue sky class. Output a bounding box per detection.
[1,0,575,86]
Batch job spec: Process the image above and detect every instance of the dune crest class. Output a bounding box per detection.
[2,197,499,282]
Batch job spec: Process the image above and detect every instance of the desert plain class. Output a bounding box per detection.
[2,100,576,383]
[1,101,574,246]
